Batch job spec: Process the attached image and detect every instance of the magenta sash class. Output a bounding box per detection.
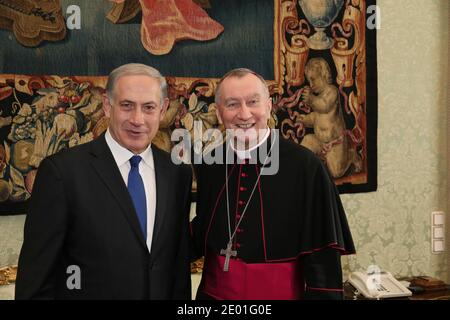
[201,251,304,300]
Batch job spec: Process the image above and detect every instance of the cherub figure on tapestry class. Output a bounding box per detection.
[300,58,361,178]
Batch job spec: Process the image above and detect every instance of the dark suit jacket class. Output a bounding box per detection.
[15,134,192,299]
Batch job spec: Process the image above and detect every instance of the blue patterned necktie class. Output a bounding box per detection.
[127,155,147,239]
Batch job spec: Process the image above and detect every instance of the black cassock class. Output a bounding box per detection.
[191,132,355,300]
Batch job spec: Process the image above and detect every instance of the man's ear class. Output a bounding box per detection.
[159,97,170,120]
[215,107,223,125]
[102,94,112,118]
[267,96,273,113]
[266,96,273,118]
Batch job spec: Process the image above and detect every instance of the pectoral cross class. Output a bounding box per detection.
[220,242,237,272]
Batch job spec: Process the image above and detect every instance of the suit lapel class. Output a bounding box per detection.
[89,135,148,249]
[151,146,170,251]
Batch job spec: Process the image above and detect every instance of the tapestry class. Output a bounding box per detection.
[0,0,377,214]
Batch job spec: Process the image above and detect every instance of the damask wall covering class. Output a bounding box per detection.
[341,0,449,281]
[0,0,449,285]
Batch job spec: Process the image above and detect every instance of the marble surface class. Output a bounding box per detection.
[0,277,201,300]
[0,284,14,300]
[0,215,25,268]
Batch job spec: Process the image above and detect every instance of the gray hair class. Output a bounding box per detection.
[215,68,270,105]
[105,63,168,105]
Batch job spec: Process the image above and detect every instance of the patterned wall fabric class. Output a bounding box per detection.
[341,0,448,282]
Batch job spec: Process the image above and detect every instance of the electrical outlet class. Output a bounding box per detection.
[431,211,445,253]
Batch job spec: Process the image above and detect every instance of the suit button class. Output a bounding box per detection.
[239,187,247,192]
[237,228,243,233]
[238,200,246,206]
[241,173,248,178]
[236,214,241,219]
[236,243,241,248]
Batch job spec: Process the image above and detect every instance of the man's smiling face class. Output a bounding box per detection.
[216,73,272,149]
[103,74,168,154]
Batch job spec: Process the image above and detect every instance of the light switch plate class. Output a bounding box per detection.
[431,211,445,253]
[432,239,445,253]
[432,211,445,225]
[433,226,444,239]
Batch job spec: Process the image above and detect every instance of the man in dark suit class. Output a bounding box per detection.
[15,63,192,299]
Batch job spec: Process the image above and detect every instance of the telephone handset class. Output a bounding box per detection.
[348,271,412,299]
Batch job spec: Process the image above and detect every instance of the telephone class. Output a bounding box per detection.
[348,271,412,299]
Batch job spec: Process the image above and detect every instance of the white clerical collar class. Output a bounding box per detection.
[105,129,154,169]
[230,128,270,160]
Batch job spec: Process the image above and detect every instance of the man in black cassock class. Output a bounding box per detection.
[191,68,355,300]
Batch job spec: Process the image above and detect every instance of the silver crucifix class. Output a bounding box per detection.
[220,242,237,272]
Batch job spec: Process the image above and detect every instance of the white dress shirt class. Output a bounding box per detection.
[105,129,156,253]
